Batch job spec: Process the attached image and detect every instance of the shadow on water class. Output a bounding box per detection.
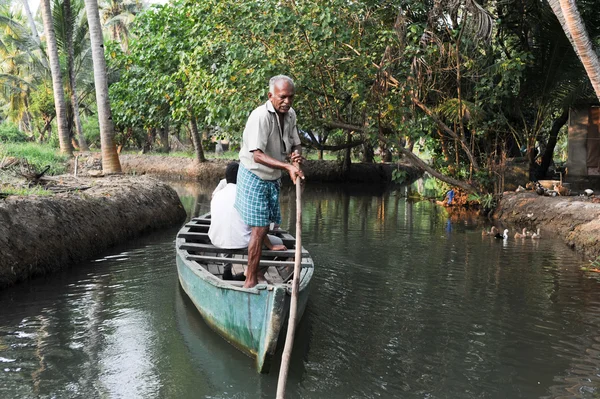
[3,180,600,398]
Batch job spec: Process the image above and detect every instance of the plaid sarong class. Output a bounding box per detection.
[235,164,282,227]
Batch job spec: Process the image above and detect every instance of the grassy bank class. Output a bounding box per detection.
[0,143,69,196]
[0,142,69,175]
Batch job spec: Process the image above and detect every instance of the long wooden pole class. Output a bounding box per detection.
[276,164,303,398]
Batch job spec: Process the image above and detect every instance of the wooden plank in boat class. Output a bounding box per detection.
[207,263,220,275]
[186,254,310,267]
[179,242,308,258]
[184,223,209,232]
[187,220,288,235]
[264,267,283,284]
[190,217,211,224]
[192,216,287,234]
[278,265,295,282]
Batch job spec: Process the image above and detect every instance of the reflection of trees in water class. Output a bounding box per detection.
[287,185,600,397]
[169,180,214,218]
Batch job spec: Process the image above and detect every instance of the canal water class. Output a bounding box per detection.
[1,181,600,399]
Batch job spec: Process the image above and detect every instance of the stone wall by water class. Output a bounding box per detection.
[0,175,187,288]
[493,192,600,260]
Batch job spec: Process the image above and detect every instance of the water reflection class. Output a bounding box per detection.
[1,181,600,398]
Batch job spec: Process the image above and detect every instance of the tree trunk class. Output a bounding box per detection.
[342,130,352,174]
[537,109,569,179]
[362,141,374,163]
[549,0,600,101]
[84,0,121,173]
[40,0,72,156]
[189,112,206,162]
[64,0,89,151]
[158,126,170,152]
[142,128,155,153]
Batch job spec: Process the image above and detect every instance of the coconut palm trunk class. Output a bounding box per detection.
[549,0,600,100]
[40,0,73,156]
[84,0,121,173]
[64,0,89,151]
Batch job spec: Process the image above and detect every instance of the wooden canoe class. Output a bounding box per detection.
[175,214,314,373]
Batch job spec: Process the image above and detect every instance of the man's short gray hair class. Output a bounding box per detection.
[269,75,295,93]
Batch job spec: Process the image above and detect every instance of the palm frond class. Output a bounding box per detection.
[435,97,484,124]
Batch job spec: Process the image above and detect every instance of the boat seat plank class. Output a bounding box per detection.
[184,223,210,232]
[186,254,310,268]
[186,220,288,235]
[179,242,308,258]
[178,232,211,241]
[190,217,211,225]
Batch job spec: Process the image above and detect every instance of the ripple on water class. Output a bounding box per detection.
[3,189,600,399]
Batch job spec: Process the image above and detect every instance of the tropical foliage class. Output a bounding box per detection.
[1,0,600,192]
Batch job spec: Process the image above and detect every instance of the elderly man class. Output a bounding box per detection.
[235,75,304,288]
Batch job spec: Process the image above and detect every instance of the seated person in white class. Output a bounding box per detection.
[208,162,286,280]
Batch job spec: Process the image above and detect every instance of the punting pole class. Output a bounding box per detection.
[276,156,303,398]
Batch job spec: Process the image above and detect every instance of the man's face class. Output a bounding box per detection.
[268,81,295,114]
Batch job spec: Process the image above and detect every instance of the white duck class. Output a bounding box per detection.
[531,228,541,239]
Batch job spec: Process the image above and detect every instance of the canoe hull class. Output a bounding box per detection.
[176,251,311,373]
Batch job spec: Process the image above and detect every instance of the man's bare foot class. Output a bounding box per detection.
[271,244,287,251]
[243,278,258,289]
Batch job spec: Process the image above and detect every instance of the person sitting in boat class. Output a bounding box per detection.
[209,162,287,280]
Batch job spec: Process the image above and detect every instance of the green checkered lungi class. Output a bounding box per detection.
[234,164,282,227]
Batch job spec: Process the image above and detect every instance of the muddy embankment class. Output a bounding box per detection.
[493,192,600,260]
[0,175,186,288]
[119,154,423,185]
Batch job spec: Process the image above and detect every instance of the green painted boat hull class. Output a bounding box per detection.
[176,250,312,373]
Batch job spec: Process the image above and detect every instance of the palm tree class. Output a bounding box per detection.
[58,0,89,150]
[84,0,121,173]
[99,0,141,52]
[548,0,600,100]
[40,0,72,155]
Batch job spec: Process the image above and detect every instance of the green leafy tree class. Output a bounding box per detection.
[109,2,206,161]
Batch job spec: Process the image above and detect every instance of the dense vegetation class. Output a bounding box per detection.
[1,0,599,194]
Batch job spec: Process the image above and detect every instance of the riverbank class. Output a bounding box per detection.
[493,192,600,260]
[117,154,422,185]
[0,175,186,288]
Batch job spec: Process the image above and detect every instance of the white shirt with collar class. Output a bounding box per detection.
[238,100,301,180]
[208,183,251,249]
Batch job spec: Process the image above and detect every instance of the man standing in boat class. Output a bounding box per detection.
[235,75,304,288]
[209,162,287,280]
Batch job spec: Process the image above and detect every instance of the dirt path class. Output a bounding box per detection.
[0,175,186,288]
[493,192,600,260]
